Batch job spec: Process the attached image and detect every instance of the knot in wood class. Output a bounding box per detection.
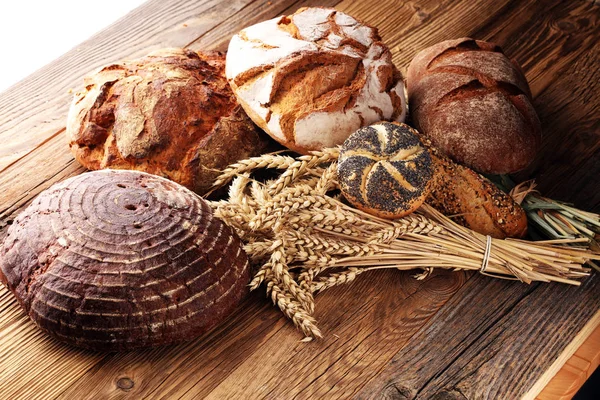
[116,377,135,390]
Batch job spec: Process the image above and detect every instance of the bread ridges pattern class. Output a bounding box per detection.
[0,170,249,351]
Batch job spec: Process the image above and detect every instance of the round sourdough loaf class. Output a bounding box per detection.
[225,7,407,154]
[338,122,433,219]
[66,48,272,195]
[407,38,541,174]
[0,170,250,351]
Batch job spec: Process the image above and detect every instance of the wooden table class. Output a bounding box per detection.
[1,0,599,398]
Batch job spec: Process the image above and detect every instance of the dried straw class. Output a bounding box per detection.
[207,150,599,339]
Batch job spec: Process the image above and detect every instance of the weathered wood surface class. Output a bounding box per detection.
[0,0,599,399]
[537,323,600,400]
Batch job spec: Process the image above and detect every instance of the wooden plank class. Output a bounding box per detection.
[354,1,600,397]
[521,43,600,211]
[0,0,325,397]
[527,309,600,400]
[0,0,598,399]
[197,271,469,400]
[537,323,600,400]
[0,1,348,398]
[56,270,468,399]
[356,274,600,400]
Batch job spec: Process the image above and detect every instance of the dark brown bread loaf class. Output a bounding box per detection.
[337,122,433,219]
[428,152,528,239]
[66,48,273,195]
[407,38,541,174]
[0,170,249,351]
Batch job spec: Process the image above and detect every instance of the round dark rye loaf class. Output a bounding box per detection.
[0,170,249,351]
[407,38,541,174]
[338,122,433,219]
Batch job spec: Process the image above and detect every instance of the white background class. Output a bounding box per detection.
[0,1,146,93]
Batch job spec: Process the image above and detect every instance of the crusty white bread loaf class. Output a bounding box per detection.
[407,38,541,174]
[226,7,407,154]
[338,122,433,219]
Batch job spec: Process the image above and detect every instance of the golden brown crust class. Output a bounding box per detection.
[66,48,272,194]
[338,122,433,219]
[427,152,528,239]
[407,38,541,174]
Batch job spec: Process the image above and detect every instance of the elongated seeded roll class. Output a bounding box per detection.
[428,152,528,239]
[338,122,433,219]
[0,170,249,351]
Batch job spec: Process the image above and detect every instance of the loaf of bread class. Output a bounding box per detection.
[0,170,250,351]
[67,48,272,195]
[338,122,433,219]
[427,151,528,239]
[226,7,407,154]
[407,38,541,174]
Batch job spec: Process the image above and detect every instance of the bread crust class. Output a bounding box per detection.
[226,7,407,154]
[66,48,271,195]
[338,122,433,219]
[407,38,541,174]
[0,170,250,351]
[428,153,528,239]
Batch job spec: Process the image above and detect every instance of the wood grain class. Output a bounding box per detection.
[537,323,600,400]
[52,270,466,399]
[0,0,599,399]
[356,274,600,399]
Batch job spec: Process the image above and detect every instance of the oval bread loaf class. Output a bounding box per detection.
[67,48,272,195]
[407,38,541,174]
[0,170,250,351]
[427,150,528,239]
[226,7,407,154]
[338,122,433,219]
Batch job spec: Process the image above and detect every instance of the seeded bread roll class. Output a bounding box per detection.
[0,170,250,351]
[338,122,433,219]
[426,149,528,239]
[67,48,272,195]
[407,38,541,174]
[226,7,407,154]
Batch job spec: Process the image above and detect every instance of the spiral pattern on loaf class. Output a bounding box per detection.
[0,170,249,351]
[338,122,433,219]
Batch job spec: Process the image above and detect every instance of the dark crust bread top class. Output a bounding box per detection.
[66,48,269,194]
[407,38,541,174]
[338,122,433,216]
[0,170,249,351]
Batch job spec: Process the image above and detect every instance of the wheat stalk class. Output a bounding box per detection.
[207,149,598,339]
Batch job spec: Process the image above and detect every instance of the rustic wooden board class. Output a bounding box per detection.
[537,323,600,400]
[0,0,599,399]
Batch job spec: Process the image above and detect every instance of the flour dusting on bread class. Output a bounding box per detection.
[226,7,407,154]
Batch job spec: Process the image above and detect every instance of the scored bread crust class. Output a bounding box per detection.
[0,170,250,351]
[226,7,407,154]
[338,122,433,219]
[66,48,270,195]
[407,38,541,174]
